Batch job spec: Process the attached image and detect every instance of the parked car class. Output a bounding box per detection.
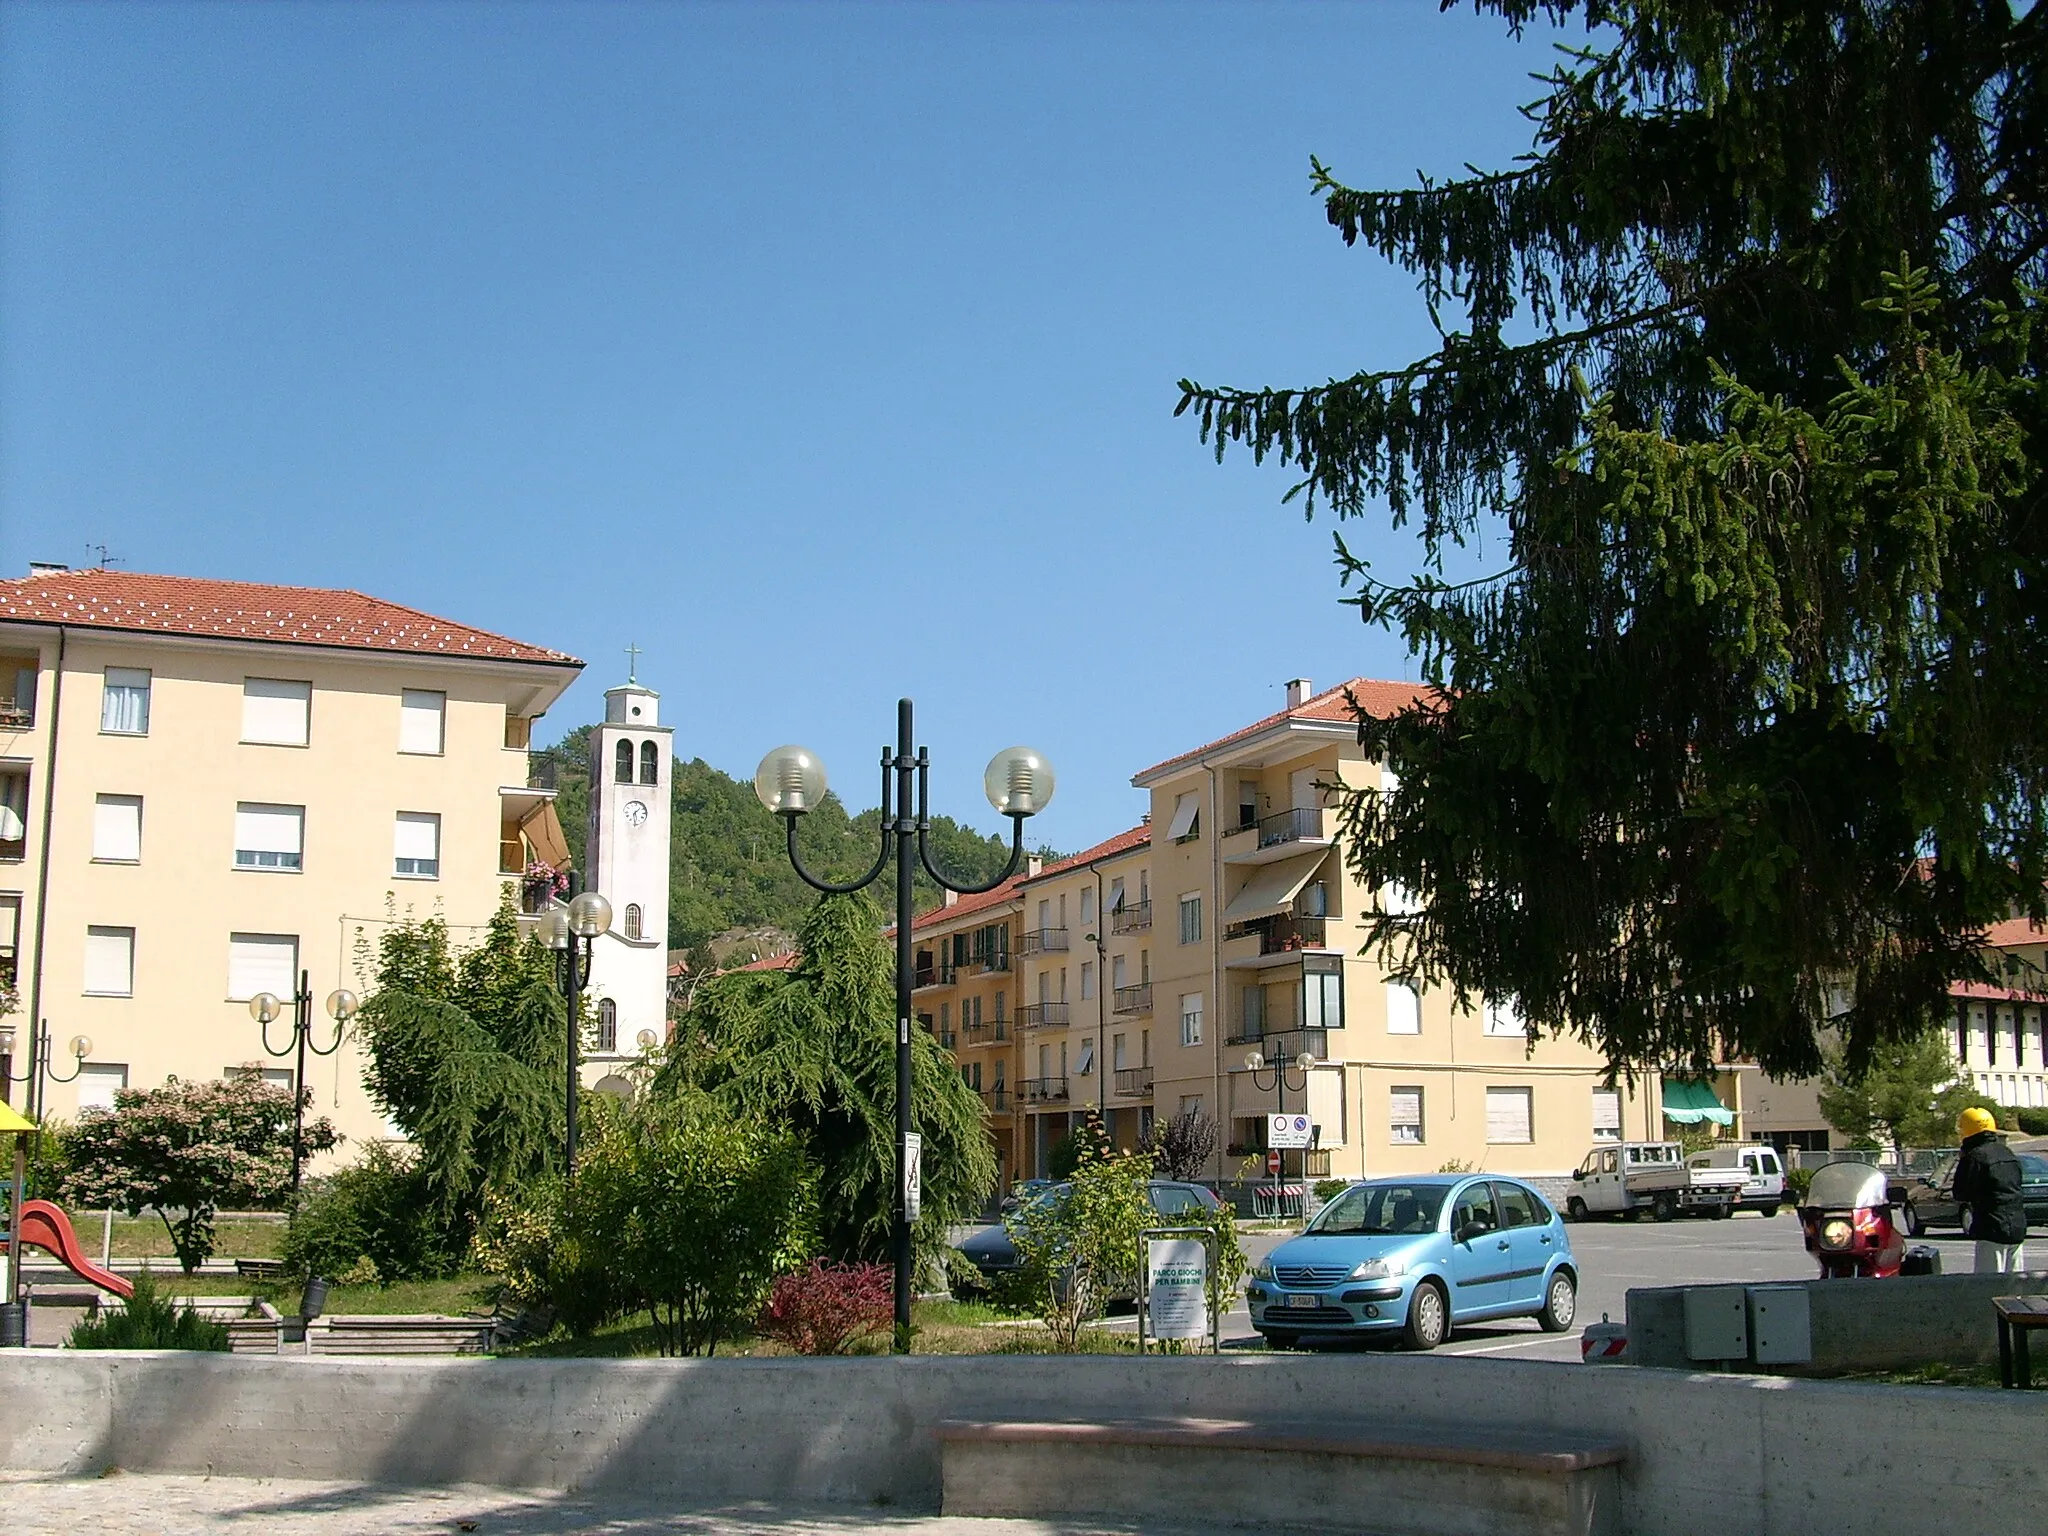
[1897,1149,2048,1236]
[1687,1143,1788,1216]
[956,1179,1224,1288]
[999,1178,1057,1213]
[1247,1175,1577,1352]
[1565,1141,1746,1221]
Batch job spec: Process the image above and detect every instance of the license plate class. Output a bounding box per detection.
[1285,1293,1320,1309]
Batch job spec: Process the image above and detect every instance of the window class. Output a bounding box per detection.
[1390,1086,1424,1143]
[1179,1094,1203,1119]
[1167,791,1201,842]
[1483,996,1527,1036]
[1178,894,1202,945]
[1080,888,1095,927]
[76,1063,128,1111]
[394,813,441,878]
[1080,961,1095,1000]
[0,765,28,859]
[1112,1032,1127,1070]
[1451,1182,1499,1235]
[92,795,143,863]
[597,998,618,1052]
[1385,982,1421,1035]
[615,739,634,782]
[100,668,151,735]
[84,925,135,996]
[234,803,304,871]
[0,660,36,728]
[241,679,311,746]
[1494,1182,1546,1228]
[1075,1038,1095,1076]
[1592,1089,1623,1142]
[1304,960,1343,1029]
[1238,780,1259,829]
[504,713,532,750]
[227,933,297,1000]
[0,893,20,991]
[624,903,643,941]
[639,740,659,785]
[1180,992,1204,1047]
[1241,984,1265,1038]
[399,689,446,755]
[1486,1086,1534,1144]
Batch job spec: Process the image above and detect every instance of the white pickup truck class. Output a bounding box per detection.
[1565,1141,1749,1222]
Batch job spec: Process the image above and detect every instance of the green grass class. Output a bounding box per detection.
[52,1210,285,1262]
[160,1272,501,1318]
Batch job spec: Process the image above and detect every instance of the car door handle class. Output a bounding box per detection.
[1540,1235,1553,1244]
[1496,1240,1510,1250]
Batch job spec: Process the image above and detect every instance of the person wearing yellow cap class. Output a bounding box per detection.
[1952,1105,2028,1274]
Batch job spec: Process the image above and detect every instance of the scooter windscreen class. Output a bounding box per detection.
[1804,1160,1889,1211]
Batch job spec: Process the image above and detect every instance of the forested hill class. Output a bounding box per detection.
[543,726,1060,960]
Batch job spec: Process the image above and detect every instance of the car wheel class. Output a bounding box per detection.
[1904,1201,1926,1238]
[1712,1202,1733,1220]
[1263,1331,1299,1351]
[1566,1197,1589,1223]
[1537,1270,1576,1333]
[1758,1203,1779,1220]
[1403,1280,1449,1352]
[1653,1193,1678,1223]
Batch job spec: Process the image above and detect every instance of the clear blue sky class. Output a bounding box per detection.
[2,1,1567,850]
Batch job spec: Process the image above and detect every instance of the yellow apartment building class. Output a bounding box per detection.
[0,567,580,1152]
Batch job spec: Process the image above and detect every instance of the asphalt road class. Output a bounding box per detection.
[958,1210,2022,1362]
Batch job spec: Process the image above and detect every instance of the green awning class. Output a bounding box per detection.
[1661,1078,1735,1127]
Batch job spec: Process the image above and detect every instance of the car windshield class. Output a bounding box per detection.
[1304,1183,1445,1236]
[2021,1155,2048,1180]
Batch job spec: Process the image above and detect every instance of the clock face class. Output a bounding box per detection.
[623,799,649,827]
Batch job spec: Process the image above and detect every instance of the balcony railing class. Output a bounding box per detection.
[518,875,563,916]
[525,752,561,792]
[976,950,1012,973]
[1236,1026,1330,1064]
[1021,1076,1069,1104]
[1018,1002,1071,1030]
[1253,805,1326,848]
[1019,927,1070,956]
[1222,914,1331,953]
[964,1015,1011,1044]
[1109,900,1153,934]
[913,961,958,990]
[1112,983,1152,1016]
[1113,1066,1155,1098]
[982,1087,1012,1112]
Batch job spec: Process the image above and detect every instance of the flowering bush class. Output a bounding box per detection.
[757,1260,893,1355]
[63,1075,339,1272]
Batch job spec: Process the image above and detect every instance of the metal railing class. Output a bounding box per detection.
[1021,1076,1069,1104]
[1018,1002,1071,1030]
[913,961,958,990]
[976,950,1012,973]
[1113,1066,1154,1098]
[1246,1027,1329,1065]
[1222,914,1331,953]
[1109,901,1153,934]
[981,1087,1012,1112]
[1112,983,1152,1016]
[1019,927,1070,955]
[526,752,561,792]
[964,1015,1011,1044]
[1252,806,1325,848]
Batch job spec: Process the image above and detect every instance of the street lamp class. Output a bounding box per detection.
[756,700,1053,1352]
[1245,1046,1317,1219]
[541,888,613,1178]
[2,1023,93,1117]
[250,972,352,1194]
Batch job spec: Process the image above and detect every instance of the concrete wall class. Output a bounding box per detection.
[1,1350,2038,1536]
[1625,1271,2048,1373]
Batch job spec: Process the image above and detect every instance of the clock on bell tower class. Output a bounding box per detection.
[582,668,673,1071]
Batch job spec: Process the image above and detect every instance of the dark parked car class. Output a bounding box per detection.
[956,1179,1223,1287]
[1898,1149,2048,1236]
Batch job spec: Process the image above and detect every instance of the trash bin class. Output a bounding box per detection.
[1901,1244,1942,1276]
[0,1302,25,1348]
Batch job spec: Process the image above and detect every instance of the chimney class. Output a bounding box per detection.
[1026,854,1044,878]
[1141,812,1151,825]
[27,562,69,577]
[943,889,959,908]
[1285,678,1313,708]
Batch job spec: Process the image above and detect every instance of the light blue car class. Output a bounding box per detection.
[1248,1174,1578,1350]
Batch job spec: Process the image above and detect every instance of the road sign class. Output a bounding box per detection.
[903,1132,922,1223]
[1146,1238,1209,1341]
[1266,1150,1281,1176]
[1268,1113,1313,1149]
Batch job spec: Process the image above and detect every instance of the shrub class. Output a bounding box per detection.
[284,1142,464,1283]
[758,1260,892,1355]
[1140,1110,1216,1182]
[2013,1107,2048,1136]
[68,1270,228,1352]
[1312,1178,1350,1203]
[1786,1167,1816,1204]
[1006,1145,1155,1351]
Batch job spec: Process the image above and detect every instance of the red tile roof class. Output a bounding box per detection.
[906,871,1030,935]
[0,568,579,666]
[731,951,799,974]
[1982,916,2048,950]
[1133,677,1437,783]
[1951,980,2047,1003]
[1018,822,1151,887]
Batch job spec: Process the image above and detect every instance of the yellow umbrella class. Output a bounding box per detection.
[0,1102,34,1136]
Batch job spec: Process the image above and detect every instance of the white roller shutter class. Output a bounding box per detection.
[92,795,142,862]
[1592,1089,1622,1139]
[1385,982,1421,1035]
[228,933,298,1000]
[83,926,134,996]
[394,811,440,876]
[399,689,446,754]
[234,803,304,867]
[241,678,311,745]
[1486,1086,1533,1144]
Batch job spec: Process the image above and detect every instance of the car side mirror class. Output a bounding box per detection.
[1570,1169,1583,1180]
[1455,1221,1485,1245]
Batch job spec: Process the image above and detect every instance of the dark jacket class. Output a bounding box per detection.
[1952,1130,2028,1245]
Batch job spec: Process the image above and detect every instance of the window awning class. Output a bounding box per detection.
[1166,791,1200,841]
[1661,1077,1734,1126]
[1223,850,1328,923]
[520,802,572,871]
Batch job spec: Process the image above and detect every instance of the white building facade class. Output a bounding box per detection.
[581,680,672,1083]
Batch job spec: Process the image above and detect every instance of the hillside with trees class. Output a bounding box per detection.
[542,726,1058,962]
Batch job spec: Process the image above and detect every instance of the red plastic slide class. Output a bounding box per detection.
[15,1199,133,1298]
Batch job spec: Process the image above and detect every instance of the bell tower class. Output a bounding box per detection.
[583,660,672,1074]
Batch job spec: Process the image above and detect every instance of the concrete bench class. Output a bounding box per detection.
[934,1417,1628,1536]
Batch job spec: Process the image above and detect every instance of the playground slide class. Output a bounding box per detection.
[15,1199,134,1298]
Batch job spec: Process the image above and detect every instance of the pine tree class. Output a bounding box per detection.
[1179,1,2047,1077]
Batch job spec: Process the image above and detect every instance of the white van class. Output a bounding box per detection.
[1686,1144,1787,1216]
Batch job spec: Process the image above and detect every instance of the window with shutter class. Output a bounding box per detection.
[399,690,446,754]
[241,679,311,746]
[1385,982,1421,1035]
[92,795,143,862]
[394,812,440,878]
[227,933,297,1001]
[234,803,304,870]
[1592,1089,1623,1141]
[1167,792,1200,842]
[615,739,634,782]
[1483,996,1527,1036]
[101,668,151,735]
[1389,1087,1424,1143]
[640,740,659,784]
[84,925,135,996]
[1486,1086,1534,1144]
[76,1063,128,1109]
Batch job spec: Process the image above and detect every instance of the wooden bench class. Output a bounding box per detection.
[306,1314,500,1355]
[1994,1295,2048,1388]
[234,1257,287,1280]
[934,1418,1628,1536]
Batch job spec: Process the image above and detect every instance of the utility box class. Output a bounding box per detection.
[1747,1285,1813,1365]
[1683,1287,1749,1361]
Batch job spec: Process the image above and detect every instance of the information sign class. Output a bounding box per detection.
[1146,1238,1209,1340]
[1268,1113,1313,1149]
[903,1132,922,1223]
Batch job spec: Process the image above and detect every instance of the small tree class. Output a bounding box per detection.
[1140,1109,1216,1182]
[1006,1144,1155,1351]
[1817,1034,1999,1163]
[63,1076,338,1271]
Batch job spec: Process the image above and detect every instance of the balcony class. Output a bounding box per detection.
[1019,927,1070,956]
[1112,983,1153,1016]
[0,653,37,729]
[1229,1026,1330,1062]
[976,949,1012,973]
[964,1015,1011,1044]
[1021,1076,1069,1104]
[982,1086,1012,1113]
[1113,1066,1155,1098]
[1223,806,1334,867]
[1109,900,1153,935]
[1018,1002,1071,1030]
[913,961,958,991]
[525,752,562,792]
[1222,914,1334,969]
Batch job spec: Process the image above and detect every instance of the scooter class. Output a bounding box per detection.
[1798,1161,1906,1278]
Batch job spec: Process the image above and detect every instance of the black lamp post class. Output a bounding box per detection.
[3,1022,92,1124]
[250,972,352,1195]
[756,700,1054,1353]
[540,889,613,1179]
[1245,1045,1316,1219]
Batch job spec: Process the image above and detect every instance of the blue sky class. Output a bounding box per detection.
[2,1,1567,850]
